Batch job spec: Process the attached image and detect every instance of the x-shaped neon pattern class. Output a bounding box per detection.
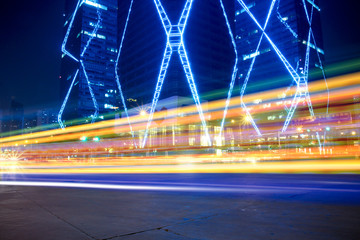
[231,0,329,151]
[59,0,329,151]
[141,0,212,148]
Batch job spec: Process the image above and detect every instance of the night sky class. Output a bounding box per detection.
[0,0,64,112]
[0,0,359,113]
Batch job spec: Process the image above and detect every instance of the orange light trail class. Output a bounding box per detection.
[1,72,359,174]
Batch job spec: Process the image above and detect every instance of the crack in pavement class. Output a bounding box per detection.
[101,201,261,239]
[162,228,204,240]
[102,212,223,239]
[100,226,169,240]
[15,188,96,240]
[10,188,257,240]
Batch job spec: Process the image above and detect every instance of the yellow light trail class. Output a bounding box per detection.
[1,72,359,146]
[0,73,359,175]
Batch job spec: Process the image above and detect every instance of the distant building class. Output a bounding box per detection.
[0,110,3,133]
[37,109,58,127]
[24,113,38,130]
[9,99,24,132]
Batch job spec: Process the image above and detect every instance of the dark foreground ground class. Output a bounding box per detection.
[1,174,360,240]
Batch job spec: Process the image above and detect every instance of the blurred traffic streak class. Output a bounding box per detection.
[1,72,359,174]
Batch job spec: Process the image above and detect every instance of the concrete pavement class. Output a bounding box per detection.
[1,178,360,240]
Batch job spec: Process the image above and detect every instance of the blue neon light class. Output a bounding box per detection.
[237,0,278,136]
[141,0,212,148]
[58,69,79,129]
[115,0,137,148]
[58,0,103,128]
[236,0,328,153]
[218,0,238,140]
[84,0,108,10]
[61,0,84,63]
[276,0,298,38]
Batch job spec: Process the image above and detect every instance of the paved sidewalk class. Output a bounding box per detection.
[1,184,360,240]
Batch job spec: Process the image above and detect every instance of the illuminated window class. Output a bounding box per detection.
[243,51,260,61]
[84,0,108,11]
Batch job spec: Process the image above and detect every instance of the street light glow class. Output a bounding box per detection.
[140,110,147,116]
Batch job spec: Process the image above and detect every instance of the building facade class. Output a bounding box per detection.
[233,0,325,134]
[235,0,324,91]
[60,0,325,133]
[60,0,120,123]
[117,0,235,108]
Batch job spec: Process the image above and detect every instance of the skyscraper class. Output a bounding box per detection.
[233,0,326,135]
[60,0,237,127]
[235,0,324,90]
[60,0,119,125]
[59,0,326,137]
[117,0,235,106]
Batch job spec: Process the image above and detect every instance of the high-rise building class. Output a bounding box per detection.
[117,0,235,107]
[233,0,326,134]
[9,99,24,132]
[60,0,120,123]
[235,0,324,92]
[60,0,326,135]
[60,0,237,126]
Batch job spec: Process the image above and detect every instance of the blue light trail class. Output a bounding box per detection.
[141,0,212,148]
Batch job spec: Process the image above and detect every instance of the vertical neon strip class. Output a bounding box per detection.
[218,0,238,139]
[58,70,79,129]
[58,0,103,127]
[301,0,326,152]
[304,28,314,123]
[276,0,298,38]
[282,87,301,133]
[142,0,211,148]
[58,0,84,128]
[79,4,102,123]
[80,60,99,122]
[178,43,212,146]
[154,0,171,33]
[115,0,137,147]
[62,0,84,62]
[310,31,329,115]
[142,44,173,148]
[283,28,312,133]
[237,0,278,136]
